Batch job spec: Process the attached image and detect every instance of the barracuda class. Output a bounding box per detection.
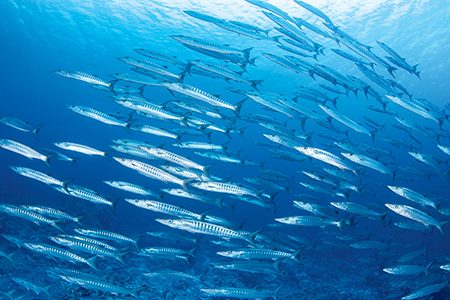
[24,242,97,270]
[21,205,81,224]
[54,142,106,156]
[0,117,42,137]
[155,218,256,243]
[103,180,157,197]
[74,228,138,247]
[55,70,112,87]
[385,204,445,235]
[113,157,190,188]
[114,95,183,121]
[140,145,208,173]
[68,105,128,127]
[10,166,64,186]
[0,139,50,162]
[0,204,62,231]
[66,184,113,207]
[341,152,391,175]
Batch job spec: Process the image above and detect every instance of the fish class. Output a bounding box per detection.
[293,0,334,25]
[103,180,157,197]
[0,139,50,163]
[387,186,437,210]
[201,287,281,299]
[125,199,200,220]
[156,82,243,112]
[275,215,343,229]
[383,263,432,276]
[119,56,182,81]
[173,141,224,151]
[184,60,263,89]
[127,123,180,140]
[55,70,113,88]
[61,234,118,252]
[10,166,65,187]
[68,105,129,127]
[65,184,114,207]
[171,35,255,68]
[330,202,384,219]
[114,95,183,121]
[385,204,445,235]
[0,117,43,137]
[113,157,190,188]
[245,0,296,23]
[377,41,420,78]
[50,235,124,264]
[401,280,448,300]
[156,218,257,243]
[21,205,81,224]
[138,246,196,263]
[74,228,138,247]
[11,277,51,296]
[133,48,186,68]
[294,146,355,172]
[341,152,391,175]
[57,275,139,297]
[139,145,209,173]
[293,200,329,217]
[0,204,62,231]
[24,242,97,269]
[319,105,372,136]
[217,248,301,262]
[212,260,280,274]
[385,95,439,123]
[54,142,106,156]
[408,152,440,171]
[190,181,261,199]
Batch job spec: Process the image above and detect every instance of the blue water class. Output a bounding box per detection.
[1,0,450,299]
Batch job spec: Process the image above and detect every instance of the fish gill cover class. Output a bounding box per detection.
[0,0,450,299]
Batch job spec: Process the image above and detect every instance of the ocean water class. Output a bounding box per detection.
[1,0,450,299]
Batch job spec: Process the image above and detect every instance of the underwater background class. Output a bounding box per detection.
[1,0,450,299]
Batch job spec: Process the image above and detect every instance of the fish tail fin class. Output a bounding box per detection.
[369,62,376,71]
[234,98,247,117]
[179,62,192,81]
[412,64,421,78]
[291,248,303,263]
[74,215,84,225]
[248,56,258,66]
[108,79,119,94]
[138,85,146,97]
[31,123,44,138]
[273,260,282,272]
[86,256,97,270]
[425,260,433,277]
[273,285,283,300]
[61,179,72,193]
[243,47,254,59]
[336,219,345,232]
[202,164,212,177]
[245,230,260,245]
[181,178,195,190]
[437,223,445,235]
[131,287,146,298]
[115,252,127,265]
[51,220,64,232]
[271,35,283,43]
[43,285,52,297]
[189,246,198,257]
[387,66,397,78]
[250,79,264,90]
